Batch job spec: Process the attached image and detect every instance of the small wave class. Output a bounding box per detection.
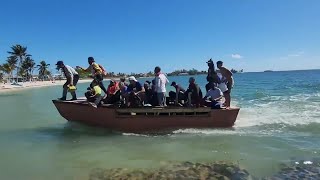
[172,127,286,137]
[122,133,153,137]
[172,128,237,135]
[235,92,320,128]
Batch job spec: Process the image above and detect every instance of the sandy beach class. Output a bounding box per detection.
[0,79,93,93]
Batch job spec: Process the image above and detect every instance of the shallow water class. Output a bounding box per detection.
[0,70,320,179]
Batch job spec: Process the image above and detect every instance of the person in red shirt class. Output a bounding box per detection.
[103,80,120,104]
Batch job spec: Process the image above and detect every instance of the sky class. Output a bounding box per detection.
[0,0,320,74]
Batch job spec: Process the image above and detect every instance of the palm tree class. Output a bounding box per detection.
[0,65,3,81]
[37,60,50,81]
[1,63,14,82]
[4,57,18,82]
[7,44,31,83]
[21,57,36,81]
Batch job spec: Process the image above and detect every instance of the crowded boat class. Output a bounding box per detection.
[55,57,234,109]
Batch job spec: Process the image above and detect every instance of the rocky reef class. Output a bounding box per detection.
[89,161,253,180]
[89,160,320,180]
[264,160,320,180]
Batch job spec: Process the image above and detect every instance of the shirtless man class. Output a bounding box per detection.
[217,61,234,108]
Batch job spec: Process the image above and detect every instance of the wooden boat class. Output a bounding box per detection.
[52,99,240,133]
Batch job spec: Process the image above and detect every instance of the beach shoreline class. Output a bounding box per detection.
[0,79,94,93]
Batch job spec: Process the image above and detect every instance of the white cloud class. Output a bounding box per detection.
[279,51,305,60]
[231,54,243,59]
[288,51,304,57]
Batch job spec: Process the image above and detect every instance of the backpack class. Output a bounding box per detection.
[99,64,107,75]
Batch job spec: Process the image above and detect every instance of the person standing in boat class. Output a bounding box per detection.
[186,77,203,107]
[217,61,234,108]
[154,66,169,107]
[56,61,79,101]
[206,59,220,92]
[76,57,107,95]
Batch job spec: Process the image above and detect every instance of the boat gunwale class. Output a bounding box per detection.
[52,99,240,112]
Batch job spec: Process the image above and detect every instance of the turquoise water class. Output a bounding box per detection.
[1,70,320,179]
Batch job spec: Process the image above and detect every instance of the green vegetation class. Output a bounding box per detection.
[167,69,207,76]
[1,44,244,82]
[1,44,52,82]
[7,45,31,82]
[37,61,51,80]
[20,57,36,81]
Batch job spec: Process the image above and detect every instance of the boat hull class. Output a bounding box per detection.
[52,100,240,133]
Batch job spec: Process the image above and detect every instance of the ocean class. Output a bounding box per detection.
[0,70,319,179]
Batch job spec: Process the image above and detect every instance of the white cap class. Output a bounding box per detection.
[128,76,138,82]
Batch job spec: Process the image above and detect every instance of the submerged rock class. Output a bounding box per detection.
[266,160,320,180]
[89,161,253,180]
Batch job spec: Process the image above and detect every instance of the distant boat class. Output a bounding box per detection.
[264,70,273,72]
[52,99,240,133]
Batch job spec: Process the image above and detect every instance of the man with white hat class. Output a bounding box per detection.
[125,76,145,107]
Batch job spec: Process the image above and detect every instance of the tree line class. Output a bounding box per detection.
[0,44,51,82]
[0,44,245,82]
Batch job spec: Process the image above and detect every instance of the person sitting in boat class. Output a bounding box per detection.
[186,77,203,107]
[202,83,224,109]
[170,81,186,105]
[217,60,234,108]
[144,81,153,105]
[103,79,120,104]
[118,82,128,106]
[216,70,229,94]
[120,77,128,86]
[206,59,220,92]
[85,79,103,108]
[154,66,169,107]
[126,76,145,107]
[150,79,158,106]
[76,57,107,95]
[56,61,79,101]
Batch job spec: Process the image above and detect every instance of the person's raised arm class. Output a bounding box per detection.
[76,66,90,72]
